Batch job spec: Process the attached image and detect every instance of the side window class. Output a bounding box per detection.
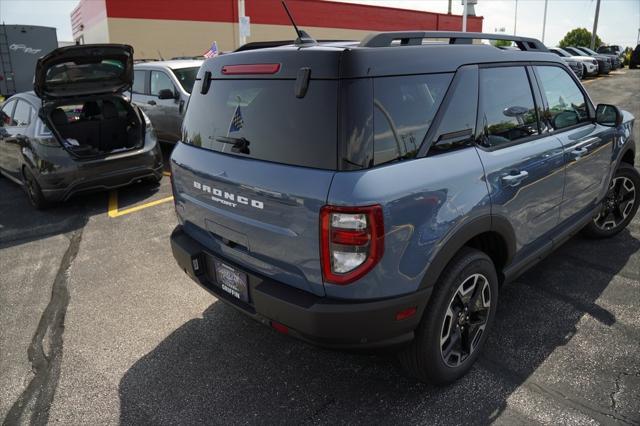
[535,65,590,131]
[132,70,147,94]
[429,67,478,155]
[13,100,33,127]
[373,73,452,166]
[1,100,16,126]
[479,66,540,148]
[150,71,174,96]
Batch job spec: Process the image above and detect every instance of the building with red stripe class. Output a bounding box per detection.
[71,0,483,59]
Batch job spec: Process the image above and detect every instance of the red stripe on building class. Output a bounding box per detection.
[105,0,235,22]
[102,0,482,32]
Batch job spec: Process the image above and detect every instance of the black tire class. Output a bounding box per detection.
[22,167,49,210]
[582,64,588,79]
[398,247,498,385]
[583,164,640,239]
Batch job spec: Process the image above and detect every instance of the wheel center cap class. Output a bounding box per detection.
[457,309,470,325]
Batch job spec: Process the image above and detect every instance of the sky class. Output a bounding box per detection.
[0,0,639,47]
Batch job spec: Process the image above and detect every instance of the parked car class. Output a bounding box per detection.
[169,31,638,384]
[597,44,625,65]
[630,44,640,69]
[544,48,584,78]
[577,46,621,69]
[0,44,163,209]
[548,47,598,77]
[130,60,203,144]
[564,46,611,74]
[564,57,583,79]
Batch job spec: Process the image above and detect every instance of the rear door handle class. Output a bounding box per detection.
[501,170,529,187]
[147,100,157,106]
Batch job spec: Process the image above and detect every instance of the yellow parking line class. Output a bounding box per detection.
[108,190,174,218]
[163,171,171,176]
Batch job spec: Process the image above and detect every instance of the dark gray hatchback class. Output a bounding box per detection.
[0,44,163,209]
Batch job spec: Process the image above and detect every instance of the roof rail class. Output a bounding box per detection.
[359,31,548,52]
[234,39,357,52]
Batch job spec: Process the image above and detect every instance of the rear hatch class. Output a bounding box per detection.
[34,44,133,100]
[171,47,343,296]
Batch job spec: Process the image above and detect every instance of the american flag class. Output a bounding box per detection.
[203,41,219,59]
[228,105,244,133]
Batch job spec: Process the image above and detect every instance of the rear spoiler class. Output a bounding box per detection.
[360,31,548,52]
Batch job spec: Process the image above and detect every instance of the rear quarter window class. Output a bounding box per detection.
[372,73,452,166]
[132,70,147,94]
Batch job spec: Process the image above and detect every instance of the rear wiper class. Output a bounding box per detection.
[213,136,251,154]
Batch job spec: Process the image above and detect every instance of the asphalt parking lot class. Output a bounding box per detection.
[1,69,639,425]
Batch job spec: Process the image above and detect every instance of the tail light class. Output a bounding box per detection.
[320,205,384,285]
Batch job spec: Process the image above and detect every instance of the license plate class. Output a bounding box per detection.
[213,259,249,303]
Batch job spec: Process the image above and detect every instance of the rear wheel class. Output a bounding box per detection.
[583,164,639,238]
[22,167,48,210]
[399,247,498,385]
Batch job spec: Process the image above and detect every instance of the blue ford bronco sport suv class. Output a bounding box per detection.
[169,31,638,384]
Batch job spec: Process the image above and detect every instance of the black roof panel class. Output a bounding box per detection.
[199,34,564,80]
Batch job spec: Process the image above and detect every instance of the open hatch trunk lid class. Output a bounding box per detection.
[34,44,133,100]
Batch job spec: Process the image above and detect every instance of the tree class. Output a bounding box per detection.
[558,28,603,48]
[494,39,512,48]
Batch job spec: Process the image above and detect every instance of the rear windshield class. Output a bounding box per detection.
[171,67,199,93]
[46,60,125,85]
[182,79,338,169]
[597,46,616,54]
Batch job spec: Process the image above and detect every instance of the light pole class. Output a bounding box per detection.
[462,0,468,32]
[238,0,246,47]
[514,0,518,35]
[590,0,601,49]
[541,0,549,43]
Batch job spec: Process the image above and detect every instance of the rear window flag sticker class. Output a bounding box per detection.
[228,104,244,133]
[203,41,219,59]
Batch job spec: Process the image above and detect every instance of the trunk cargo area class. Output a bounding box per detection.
[48,96,143,158]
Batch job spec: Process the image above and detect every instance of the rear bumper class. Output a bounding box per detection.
[170,226,431,349]
[41,164,163,201]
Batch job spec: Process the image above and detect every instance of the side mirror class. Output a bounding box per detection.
[596,104,623,127]
[158,88,176,100]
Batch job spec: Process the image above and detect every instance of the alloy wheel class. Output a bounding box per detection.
[594,176,636,231]
[440,273,491,368]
